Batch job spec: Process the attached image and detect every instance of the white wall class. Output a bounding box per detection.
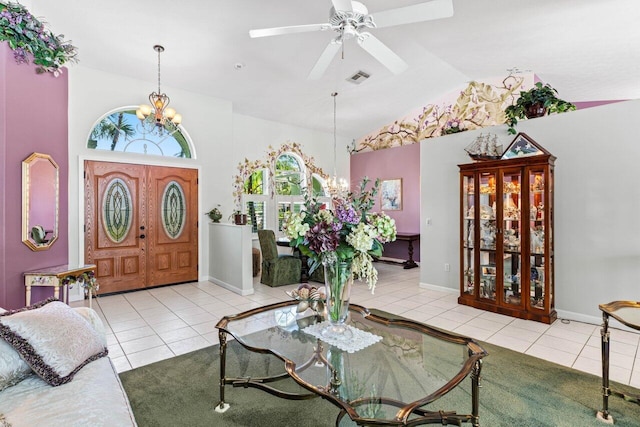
[67,65,349,286]
[420,100,640,324]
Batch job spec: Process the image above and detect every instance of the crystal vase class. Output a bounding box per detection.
[322,260,354,340]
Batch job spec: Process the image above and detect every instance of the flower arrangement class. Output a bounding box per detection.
[282,177,397,294]
[0,2,78,75]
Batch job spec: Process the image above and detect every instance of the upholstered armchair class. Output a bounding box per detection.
[257,230,301,287]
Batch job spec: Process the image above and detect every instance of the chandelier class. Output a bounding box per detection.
[136,45,182,133]
[327,92,349,197]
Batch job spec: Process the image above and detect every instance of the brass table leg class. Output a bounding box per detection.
[471,358,483,427]
[215,330,230,413]
[598,312,613,423]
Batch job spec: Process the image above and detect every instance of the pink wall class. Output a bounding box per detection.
[350,143,420,262]
[0,44,69,310]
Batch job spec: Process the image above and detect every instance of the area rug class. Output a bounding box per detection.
[119,336,640,427]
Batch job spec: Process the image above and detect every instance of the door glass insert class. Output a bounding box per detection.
[478,172,496,301]
[462,174,475,295]
[529,170,546,309]
[161,181,186,239]
[102,178,133,243]
[502,171,522,306]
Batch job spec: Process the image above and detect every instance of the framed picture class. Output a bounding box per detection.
[380,179,402,211]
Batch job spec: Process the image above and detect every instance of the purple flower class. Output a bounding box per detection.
[334,200,360,225]
[13,48,28,64]
[306,222,340,253]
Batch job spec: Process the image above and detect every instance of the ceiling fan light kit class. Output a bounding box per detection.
[249,0,454,79]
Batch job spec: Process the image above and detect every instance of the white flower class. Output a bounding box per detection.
[282,211,309,240]
[346,222,376,252]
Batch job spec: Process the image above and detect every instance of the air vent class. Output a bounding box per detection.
[346,70,370,84]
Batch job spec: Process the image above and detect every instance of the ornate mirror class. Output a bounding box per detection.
[22,152,59,251]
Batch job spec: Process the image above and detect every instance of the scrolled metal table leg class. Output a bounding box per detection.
[597,313,613,424]
[215,330,231,413]
[471,359,483,427]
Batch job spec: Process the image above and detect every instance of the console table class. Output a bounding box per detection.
[597,301,640,424]
[396,232,420,269]
[24,264,96,306]
[216,301,487,426]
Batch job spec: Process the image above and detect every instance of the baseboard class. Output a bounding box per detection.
[556,308,639,333]
[417,284,637,332]
[418,282,457,294]
[207,277,254,296]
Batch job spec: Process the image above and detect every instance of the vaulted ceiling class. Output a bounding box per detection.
[31,0,640,139]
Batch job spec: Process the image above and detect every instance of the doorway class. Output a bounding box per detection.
[85,161,198,294]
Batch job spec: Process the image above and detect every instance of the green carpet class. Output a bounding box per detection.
[119,337,640,427]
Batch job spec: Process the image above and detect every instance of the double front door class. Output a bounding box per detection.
[85,161,198,294]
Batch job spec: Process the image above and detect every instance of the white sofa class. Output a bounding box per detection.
[0,305,137,427]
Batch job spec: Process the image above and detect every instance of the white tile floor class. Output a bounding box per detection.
[72,263,640,389]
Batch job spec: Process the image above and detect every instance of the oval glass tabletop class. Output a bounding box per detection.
[216,301,487,426]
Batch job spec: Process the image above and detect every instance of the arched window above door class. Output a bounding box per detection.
[87,107,194,158]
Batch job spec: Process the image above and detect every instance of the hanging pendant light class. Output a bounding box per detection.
[328,92,349,197]
[136,45,182,133]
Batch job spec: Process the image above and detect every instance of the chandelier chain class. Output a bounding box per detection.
[332,91,338,178]
[156,46,162,94]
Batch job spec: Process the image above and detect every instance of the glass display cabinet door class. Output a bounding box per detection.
[478,172,497,301]
[501,170,522,307]
[462,173,475,296]
[529,169,546,310]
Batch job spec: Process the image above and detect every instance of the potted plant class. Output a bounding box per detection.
[231,210,247,225]
[206,205,222,223]
[505,82,576,134]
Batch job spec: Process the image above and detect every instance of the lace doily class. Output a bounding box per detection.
[302,321,382,353]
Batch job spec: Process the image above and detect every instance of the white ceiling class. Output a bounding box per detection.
[30,0,640,139]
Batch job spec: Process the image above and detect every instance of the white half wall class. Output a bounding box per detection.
[421,99,640,322]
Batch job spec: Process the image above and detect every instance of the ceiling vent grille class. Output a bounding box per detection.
[346,70,370,84]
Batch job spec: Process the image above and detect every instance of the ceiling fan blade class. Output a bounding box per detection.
[331,0,353,12]
[371,0,454,28]
[249,23,330,38]
[308,40,342,80]
[357,32,408,75]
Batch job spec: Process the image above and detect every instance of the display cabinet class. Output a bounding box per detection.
[459,133,556,324]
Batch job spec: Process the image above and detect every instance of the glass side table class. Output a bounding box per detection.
[597,301,640,424]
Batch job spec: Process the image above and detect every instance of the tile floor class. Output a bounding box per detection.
[72,263,640,388]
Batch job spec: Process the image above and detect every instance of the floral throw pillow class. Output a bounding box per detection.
[0,337,32,392]
[0,299,108,386]
[0,306,32,392]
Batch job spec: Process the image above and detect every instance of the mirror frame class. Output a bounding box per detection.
[22,152,59,251]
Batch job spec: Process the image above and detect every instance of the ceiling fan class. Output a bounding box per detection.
[249,0,454,80]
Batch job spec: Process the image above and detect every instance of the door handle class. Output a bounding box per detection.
[139,234,146,239]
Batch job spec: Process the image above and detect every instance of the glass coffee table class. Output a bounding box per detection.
[215,301,487,426]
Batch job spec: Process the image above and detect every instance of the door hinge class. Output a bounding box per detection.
[197,221,199,228]
[83,224,86,233]
[196,177,199,185]
[83,170,86,179]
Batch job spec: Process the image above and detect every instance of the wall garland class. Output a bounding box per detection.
[355,76,525,153]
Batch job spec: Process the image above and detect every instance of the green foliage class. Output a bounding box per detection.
[0,2,78,74]
[505,82,576,134]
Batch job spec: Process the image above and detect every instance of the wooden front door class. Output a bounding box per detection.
[85,161,198,294]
